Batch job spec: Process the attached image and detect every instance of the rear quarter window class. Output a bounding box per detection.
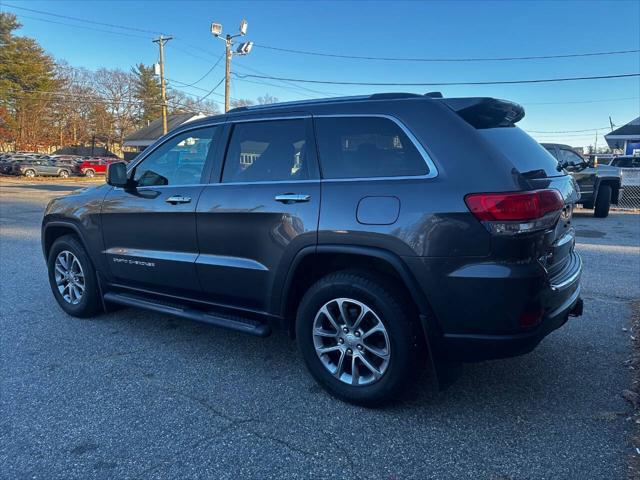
[478,127,562,178]
[314,116,429,179]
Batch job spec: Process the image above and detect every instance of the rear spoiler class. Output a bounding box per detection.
[441,97,525,128]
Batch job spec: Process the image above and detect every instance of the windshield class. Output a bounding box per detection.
[478,127,563,178]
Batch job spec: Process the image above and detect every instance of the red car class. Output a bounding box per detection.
[79,158,120,177]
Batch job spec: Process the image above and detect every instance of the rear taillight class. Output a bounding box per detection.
[465,189,564,235]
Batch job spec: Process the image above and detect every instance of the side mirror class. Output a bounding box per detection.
[106,162,128,187]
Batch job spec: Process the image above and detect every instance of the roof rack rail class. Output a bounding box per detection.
[368,93,422,100]
[227,96,369,113]
[226,92,431,113]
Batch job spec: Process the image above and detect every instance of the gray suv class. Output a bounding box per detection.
[42,94,583,405]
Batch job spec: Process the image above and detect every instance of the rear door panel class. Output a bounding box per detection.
[195,115,320,313]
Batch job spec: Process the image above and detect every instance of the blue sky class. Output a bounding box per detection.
[2,0,639,147]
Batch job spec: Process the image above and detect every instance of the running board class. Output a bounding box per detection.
[103,292,271,337]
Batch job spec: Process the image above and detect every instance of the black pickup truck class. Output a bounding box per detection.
[542,143,623,218]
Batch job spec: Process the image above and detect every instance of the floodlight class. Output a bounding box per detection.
[239,19,248,36]
[210,22,223,36]
[236,41,253,55]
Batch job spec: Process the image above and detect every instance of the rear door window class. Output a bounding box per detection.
[478,127,562,177]
[222,119,311,183]
[314,116,429,179]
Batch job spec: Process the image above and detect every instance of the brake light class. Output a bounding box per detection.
[465,189,564,235]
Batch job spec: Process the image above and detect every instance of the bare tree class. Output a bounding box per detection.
[257,93,279,105]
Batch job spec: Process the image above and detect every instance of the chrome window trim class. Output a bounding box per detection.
[114,179,321,190]
[313,113,439,181]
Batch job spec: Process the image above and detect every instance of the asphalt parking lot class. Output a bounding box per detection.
[1,178,639,480]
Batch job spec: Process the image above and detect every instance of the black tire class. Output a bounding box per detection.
[58,169,69,178]
[24,169,36,178]
[84,169,95,178]
[594,184,611,218]
[296,270,419,407]
[47,235,101,318]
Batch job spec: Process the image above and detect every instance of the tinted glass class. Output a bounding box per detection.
[479,127,562,177]
[314,117,428,179]
[612,157,636,168]
[134,127,216,186]
[222,119,309,183]
[558,149,584,166]
[543,146,558,160]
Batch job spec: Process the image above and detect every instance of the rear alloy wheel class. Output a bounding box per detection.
[84,169,95,178]
[24,169,36,178]
[58,169,69,178]
[297,271,418,406]
[312,298,391,386]
[594,184,611,218]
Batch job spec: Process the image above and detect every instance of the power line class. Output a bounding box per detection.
[10,13,153,40]
[5,89,218,114]
[527,126,611,133]
[531,133,606,138]
[165,77,229,102]
[254,43,640,62]
[174,52,224,87]
[195,77,226,103]
[234,72,640,86]
[3,3,165,35]
[524,96,639,105]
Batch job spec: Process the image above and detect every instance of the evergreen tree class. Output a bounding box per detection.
[0,13,58,149]
[131,63,162,126]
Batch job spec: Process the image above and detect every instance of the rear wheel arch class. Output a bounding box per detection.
[281,245,431,337]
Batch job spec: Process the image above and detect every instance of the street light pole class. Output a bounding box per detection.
[211,20,253,113]
[153,35,173,134]
[224,34,232,113]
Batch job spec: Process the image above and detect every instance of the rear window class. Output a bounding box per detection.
[478,127,562,178]
[314,116,429,179]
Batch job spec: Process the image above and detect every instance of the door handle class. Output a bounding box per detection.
[274,194,311,204]
[165,195,192,205]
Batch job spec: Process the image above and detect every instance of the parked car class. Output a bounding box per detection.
[541,143,623,217]
[18,159,74,178]
[42,94,583,405]
[609,155,640,169]
[0,154,34,174]
[79,158,118,177]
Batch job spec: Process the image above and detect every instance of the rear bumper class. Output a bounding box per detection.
[441,285,582,362]
[404,251,583,362]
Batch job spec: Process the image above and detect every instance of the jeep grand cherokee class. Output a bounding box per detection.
[42,93,583,405]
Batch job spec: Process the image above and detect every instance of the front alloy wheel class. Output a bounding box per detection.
[54,250,85,304]
[313,298,390,386]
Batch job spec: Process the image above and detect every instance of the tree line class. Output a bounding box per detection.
[0,13,276,154]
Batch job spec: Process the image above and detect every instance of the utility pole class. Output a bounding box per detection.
[224,34,232,113]
[211,20,253,112]
[153,35,173,135]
